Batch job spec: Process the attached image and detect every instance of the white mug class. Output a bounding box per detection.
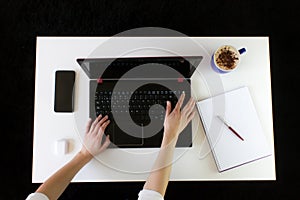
[212,45,246,74]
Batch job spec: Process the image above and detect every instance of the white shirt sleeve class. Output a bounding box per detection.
[138,189,164,200]
[25,193,49,200]
[26,189,162,200]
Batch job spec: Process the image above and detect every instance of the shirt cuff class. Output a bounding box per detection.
[26,192,49,200]
[138,189,164,200]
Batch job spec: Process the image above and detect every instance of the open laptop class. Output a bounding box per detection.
[77,56,202,148]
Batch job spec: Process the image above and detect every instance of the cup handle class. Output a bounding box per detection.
[238,47,246,55]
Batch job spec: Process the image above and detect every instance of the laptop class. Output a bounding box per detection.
[77,56,202,148]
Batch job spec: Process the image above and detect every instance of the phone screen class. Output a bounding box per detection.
[54,70,75,112]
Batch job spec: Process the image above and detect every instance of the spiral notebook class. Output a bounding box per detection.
[196,86,272,172]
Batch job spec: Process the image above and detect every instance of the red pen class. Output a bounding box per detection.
[217,115,244,141]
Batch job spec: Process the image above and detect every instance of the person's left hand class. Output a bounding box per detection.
[80,115,111,158]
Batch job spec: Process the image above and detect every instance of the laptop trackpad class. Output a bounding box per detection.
[112,123,144,147]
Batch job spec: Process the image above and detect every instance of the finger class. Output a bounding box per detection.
[85,118,93,134]
[99,135,111,152]
[184,98,196,115]
[98,115,109,126]
[96,120,110,139]
[92,116,106,135]
[90,114,102,131]
[181,97,193,114]
[165,101,171,116]
[187,110,196,122]
[101,120,110,129]
[174,92,185,111]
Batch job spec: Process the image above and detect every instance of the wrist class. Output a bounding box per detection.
[161,132,178,148]
[77,150,93,163]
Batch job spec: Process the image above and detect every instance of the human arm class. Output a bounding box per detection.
[34,115,111,200]
[142,93,196,197]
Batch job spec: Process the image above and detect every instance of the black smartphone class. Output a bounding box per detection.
[54,70,75,112]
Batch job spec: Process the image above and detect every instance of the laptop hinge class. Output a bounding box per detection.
[177,77,184,82]
[97,78,103,83]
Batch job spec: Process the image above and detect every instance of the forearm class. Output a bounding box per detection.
[143,134,178,196]
[36,152,92,200]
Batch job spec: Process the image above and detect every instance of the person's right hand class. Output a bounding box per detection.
[163,93,196,144]
[80,115,111,159]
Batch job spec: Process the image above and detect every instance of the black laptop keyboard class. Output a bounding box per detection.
[95,87,187,126]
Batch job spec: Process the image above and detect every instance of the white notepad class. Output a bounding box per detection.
[196,86,272,172]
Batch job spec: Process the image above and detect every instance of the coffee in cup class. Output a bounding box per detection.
[212,45,246,73]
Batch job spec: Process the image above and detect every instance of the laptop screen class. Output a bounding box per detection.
[77,56,202,80]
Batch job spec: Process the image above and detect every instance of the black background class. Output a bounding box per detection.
[1,0,299,199]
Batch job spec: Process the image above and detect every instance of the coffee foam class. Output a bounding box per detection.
[214,45,239,70]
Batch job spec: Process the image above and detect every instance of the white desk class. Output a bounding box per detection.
[33,37,276,183]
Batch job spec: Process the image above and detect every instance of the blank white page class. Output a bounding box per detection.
[196,86,272,172]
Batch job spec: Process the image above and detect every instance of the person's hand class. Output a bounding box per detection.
[163,93,196,144]
[80,115,111,159]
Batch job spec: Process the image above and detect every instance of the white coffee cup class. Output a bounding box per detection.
[212,45,246,73]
